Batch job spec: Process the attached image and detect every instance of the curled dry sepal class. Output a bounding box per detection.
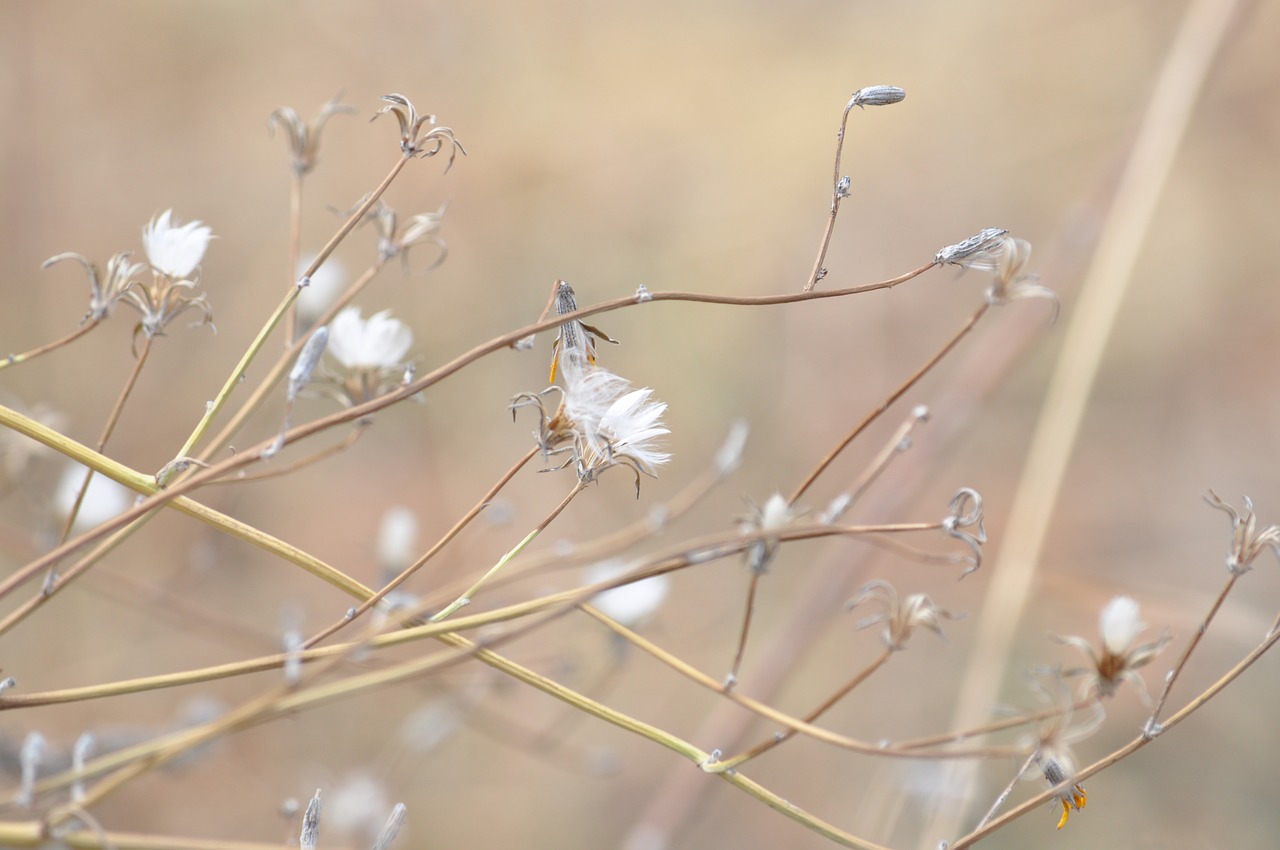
[1204,491,1280,575]
[268,95,357,176]
[1054,596,1170,701]
[847,579,962,650]
[374,93,466,167]
[942,487,987,576]
[361,199,449,271]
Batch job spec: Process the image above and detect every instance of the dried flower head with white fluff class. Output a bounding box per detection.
[313,307,415,406]
[512,365,670,495]
[1056,596,1170,701]
[118,210,216,338]
[738,492,800,574]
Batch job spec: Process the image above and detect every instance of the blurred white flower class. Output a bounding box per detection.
[328,772,389,842]
[328,307,413,370]
[296,255,347,326]
[143,209,213,280]
[54,463,132,533]
[738,492,799,573]
[377,506,419,577]
[585,559,669,627]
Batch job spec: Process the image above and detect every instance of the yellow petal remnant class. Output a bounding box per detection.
[1042,756,1087,829]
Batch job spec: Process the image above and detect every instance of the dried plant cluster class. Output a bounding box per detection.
[0,87,1276,850]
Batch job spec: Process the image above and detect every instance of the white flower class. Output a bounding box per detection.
[143,210,213,279]
[1056,596,1169,700]
[585,559,670,627]
[54,463,132,533]
[377,506,419,576]
[738,492,800,573]
[327,772,389,842]
[296,255,346,325]
[1099,596,1143,655]
[328,307,413,369]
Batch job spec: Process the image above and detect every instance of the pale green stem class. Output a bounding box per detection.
[431,482,585,622]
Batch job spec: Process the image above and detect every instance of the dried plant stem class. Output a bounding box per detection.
[0,822,320,850]
[790,302,989,504]
[582,605,1018,762]
[304,447,538,647]
[922,0,1242,841]
[0,404,369,602]
[0,524,939,710]
[0,318,100,371]
[283,170,303,345]
[176,155,409,461]
[973,751,1038,832]
[803,99,858,293]
[0,510,156,639]
[1146,572,1240,728]
[715,645,894,771]
[206,424,368,485]
[726,572,761,687]
[431,481,586,622]
[57,335,155,544]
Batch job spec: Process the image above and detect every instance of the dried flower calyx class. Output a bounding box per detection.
[847,579,961,650]
[374,93,466,166]
[269,95,356,175]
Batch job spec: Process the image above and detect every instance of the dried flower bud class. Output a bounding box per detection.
[300,789,322,850]
[288,326,329,403]
[934,228,1009,265]
[848,85,906,109]
[372,803,408,850]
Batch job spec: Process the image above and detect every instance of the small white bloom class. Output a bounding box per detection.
[1099,596,1143,655]
[738,492,800,573]
[328,307,413,369]
[143,209,213,279]
[296,255,347,325]
[377,506,419,576]
[55,463,132,533]
[328,772,389,842]
[585,559,669,627]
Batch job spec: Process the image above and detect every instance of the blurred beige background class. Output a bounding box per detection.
[2,1,1279,848]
